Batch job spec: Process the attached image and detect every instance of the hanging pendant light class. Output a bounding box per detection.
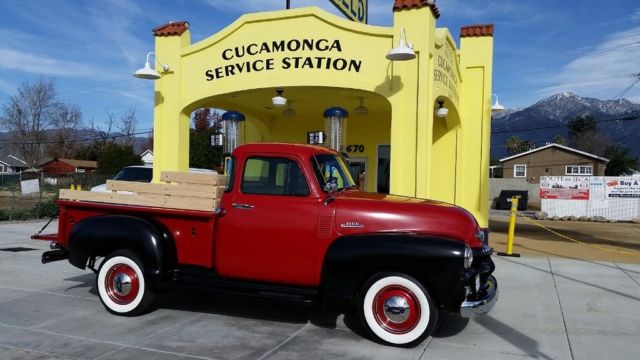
[272,88,287,107]
[282,101,296,117]
[354,97,369,115]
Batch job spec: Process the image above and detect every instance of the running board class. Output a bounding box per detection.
[169,266,318,304]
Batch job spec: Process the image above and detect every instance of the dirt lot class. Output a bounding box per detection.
[490,212,640,264]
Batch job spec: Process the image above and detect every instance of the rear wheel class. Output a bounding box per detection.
[359,272,437,346]
[96,250,154,316]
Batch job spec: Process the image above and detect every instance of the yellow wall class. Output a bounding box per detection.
[150,5,494,226]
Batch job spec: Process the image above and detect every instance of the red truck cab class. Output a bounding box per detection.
[35,143,497,347]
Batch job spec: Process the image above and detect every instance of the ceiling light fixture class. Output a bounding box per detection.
[272,88,287,107]
[133,52,170,80]
[282,101,296,117]
[354,97,369,115]
[435,100,448,118]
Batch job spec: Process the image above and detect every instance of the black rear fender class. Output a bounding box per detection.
[320,234,466,309]
[68,215,175,277]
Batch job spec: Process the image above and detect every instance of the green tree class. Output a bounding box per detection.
[95,143,142,175]
[505,135,534,156]
[552,134,565,145]
[604,145,638,176]
[190,128,222,171]
[567,115,609,155]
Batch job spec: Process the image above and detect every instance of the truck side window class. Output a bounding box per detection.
[224,157,235,192]
[242,157,309,196]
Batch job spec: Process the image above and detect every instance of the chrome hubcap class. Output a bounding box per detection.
[383,295,411,323]
[112,273,132,296]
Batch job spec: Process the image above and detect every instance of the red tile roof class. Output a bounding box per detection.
[58,159,98,169]
[393,0,440,18]
[460,24,494,37]
[153,21,189,37]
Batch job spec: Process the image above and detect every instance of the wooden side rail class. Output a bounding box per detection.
[59,171,227,212]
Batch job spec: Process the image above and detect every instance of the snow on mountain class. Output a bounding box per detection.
[491,93,640,160]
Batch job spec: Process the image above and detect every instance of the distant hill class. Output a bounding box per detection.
[0,129,151,161]
[491,92,640,160]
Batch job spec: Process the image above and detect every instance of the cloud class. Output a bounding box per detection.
[0,48,104,78]
[86,0,147,67]
[437,0,527,20]
[536,26,640,101]
[203,0,392,25]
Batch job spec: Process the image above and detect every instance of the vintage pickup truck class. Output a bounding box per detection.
[33,143,497,346]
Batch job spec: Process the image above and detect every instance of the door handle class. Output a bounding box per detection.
[232,203,255,209]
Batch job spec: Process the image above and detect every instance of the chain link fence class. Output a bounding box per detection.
[0,172,111,221]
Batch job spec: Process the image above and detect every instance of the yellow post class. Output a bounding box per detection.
[70,184,75,190]
[498,196,521,257]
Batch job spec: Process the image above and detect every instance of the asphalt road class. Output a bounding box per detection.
[1,220,640,359]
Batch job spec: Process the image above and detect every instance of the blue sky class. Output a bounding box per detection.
[1,0,639,131]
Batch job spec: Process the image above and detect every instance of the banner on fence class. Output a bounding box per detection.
[539,176,590,200]
[605,178,640,198]
[20,179,39,195]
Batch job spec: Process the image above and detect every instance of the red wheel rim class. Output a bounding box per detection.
[105,263,140,305]
[372,285,421,334]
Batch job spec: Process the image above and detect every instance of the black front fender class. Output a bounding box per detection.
[321,233,467,310]
[68,215,174,276]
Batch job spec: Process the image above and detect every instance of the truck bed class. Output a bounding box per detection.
[38,171,226,268]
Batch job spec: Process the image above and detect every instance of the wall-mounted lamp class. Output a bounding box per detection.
[386,27,416,61]
[491,94,505,113]
[272,89,287,107]
[435,100,448,118]
[282,101,296,117]
[133,52,170,80]
[354,97,369,115]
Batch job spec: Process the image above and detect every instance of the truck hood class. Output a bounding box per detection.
[332,191,482,247]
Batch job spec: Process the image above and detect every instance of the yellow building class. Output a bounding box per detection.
[145,0,495,229]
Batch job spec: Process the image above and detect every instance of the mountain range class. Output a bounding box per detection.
[491,92,640,160]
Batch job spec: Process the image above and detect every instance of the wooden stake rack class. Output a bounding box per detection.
[59,171,227,212]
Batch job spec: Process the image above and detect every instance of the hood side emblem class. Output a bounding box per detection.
[340,221,364,228]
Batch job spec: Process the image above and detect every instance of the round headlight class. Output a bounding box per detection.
[464,245,473,269]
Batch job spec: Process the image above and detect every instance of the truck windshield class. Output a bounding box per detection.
[311,154,356,192]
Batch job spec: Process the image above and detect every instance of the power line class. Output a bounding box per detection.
[0,126,222,146]
[0,129,154,146]
[491,115,640,134]
[613,73,640,100]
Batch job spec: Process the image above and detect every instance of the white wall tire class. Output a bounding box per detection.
[97,250,154,316]
[360,273,437,346]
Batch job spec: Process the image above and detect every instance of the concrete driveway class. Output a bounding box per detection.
[1,220,639,359]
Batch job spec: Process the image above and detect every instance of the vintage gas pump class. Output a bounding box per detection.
[323,106,348,153]
[221,110,245,154]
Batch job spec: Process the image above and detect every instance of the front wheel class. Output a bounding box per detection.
[359,272,437,346]
[96,250,154,316]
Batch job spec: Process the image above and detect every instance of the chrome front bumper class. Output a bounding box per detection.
[460,275,498,317]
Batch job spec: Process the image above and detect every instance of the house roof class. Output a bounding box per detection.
[3,155,28,167]
[41,158,97,169]
[499,143,609,163]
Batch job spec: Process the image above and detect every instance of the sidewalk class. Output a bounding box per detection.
[1,220,639,359]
